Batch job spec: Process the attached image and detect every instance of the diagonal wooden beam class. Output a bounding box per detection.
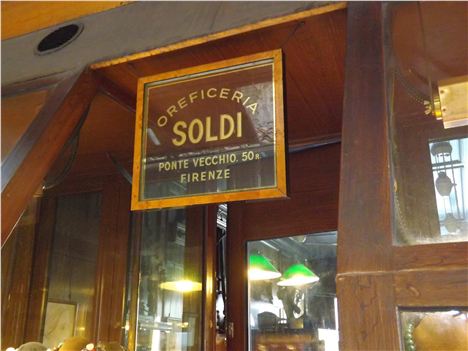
[1,69,99,246]
[2,70,83,190]
[95,71,136,112]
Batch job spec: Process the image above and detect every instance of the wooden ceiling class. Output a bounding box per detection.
[22,7,348,182]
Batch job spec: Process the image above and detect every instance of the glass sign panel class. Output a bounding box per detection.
[132,50,286,210]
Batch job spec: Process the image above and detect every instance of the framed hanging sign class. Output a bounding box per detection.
[131,49,287,210]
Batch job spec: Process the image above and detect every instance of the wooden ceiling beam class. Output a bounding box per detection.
[95,71,136,112]
[1,69,99,246]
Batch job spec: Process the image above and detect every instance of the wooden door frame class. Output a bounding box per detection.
[337,3,468,350]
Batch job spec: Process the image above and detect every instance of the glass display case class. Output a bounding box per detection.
[247,232,338,351]
[385,2,468,245]
[125,208,204,351]
[43,192,102,348]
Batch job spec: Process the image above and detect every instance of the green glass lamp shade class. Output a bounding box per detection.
[277,263,319,286]
[248,254,282,280]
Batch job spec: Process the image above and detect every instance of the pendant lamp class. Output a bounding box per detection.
[248,253,282,280]
[277,263,319,287]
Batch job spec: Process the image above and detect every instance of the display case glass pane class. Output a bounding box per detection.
[43,192,102,348]
[384,2,468,245]
[247,232,338,351]
[132,208,203,351]
[399,308,468,351]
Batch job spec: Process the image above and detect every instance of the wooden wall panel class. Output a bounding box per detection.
[94,177,131,342]
[240,144,340,241]
[337,274,399,351]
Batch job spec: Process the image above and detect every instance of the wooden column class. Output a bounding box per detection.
[336,3,400,350]
[94,177,131,342]
[337,3,468,350]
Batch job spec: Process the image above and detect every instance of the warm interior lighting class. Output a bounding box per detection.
[160,279,203,292]
[277,263,319,286]
[248,253,282,280]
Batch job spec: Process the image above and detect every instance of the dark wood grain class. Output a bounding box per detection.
[1,69,98,246]
[394,242,468,270]
[336,274,400,351]
[240,144,340,241]
[107,179,131,341]
[93,178,131,342]
[337,2,392,274]
[395,268,468,306]
[226,202,247,351]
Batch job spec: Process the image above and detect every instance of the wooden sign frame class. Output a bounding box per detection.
[131,49,286,210]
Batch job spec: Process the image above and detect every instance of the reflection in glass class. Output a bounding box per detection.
[133,209,203,351]
[43,192,101,348]
[247,232,338,351]
[384,2,468,245]
[429,138,468,239]
[399,309,468,351]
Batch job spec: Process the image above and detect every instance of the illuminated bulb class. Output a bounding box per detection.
[160,280,202,292]
[86,343,94,350]
[6,347,16,351]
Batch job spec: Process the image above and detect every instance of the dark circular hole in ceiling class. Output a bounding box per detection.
[36,23,83,55]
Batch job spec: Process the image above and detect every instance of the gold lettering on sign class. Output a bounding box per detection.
[172,121,187,146]
[171,113,243,147]
[205,117,218,142]
[180,169,231,183]
[154,88,258,124]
